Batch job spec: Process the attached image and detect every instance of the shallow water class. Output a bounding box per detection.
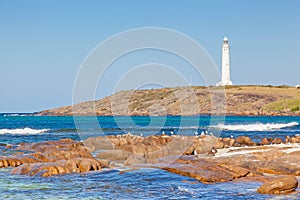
[1,115,300,199]
[0,167,281,200]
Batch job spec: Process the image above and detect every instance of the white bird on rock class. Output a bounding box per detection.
[193,149,198,156]
[211,148,217,154]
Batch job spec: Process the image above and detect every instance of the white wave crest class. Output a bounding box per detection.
[212,122,299,131]
[3,114,29,117]
[0,128,50,134]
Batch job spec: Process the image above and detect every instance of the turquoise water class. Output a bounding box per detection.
[0,167,273,200]
[1,114,300,199]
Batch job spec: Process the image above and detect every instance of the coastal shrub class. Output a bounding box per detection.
[291,106,299,112]
[276,85,290,88]
[264,99,300,111]
[224,85,237,89]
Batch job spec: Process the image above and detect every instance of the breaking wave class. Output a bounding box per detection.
[212,122,299,131]
[1,113,32,117]
[0,128,50,134]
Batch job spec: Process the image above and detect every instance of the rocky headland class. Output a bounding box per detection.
[37,85,300,116]
[2,134,300,195]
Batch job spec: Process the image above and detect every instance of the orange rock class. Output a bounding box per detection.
[252,149,286,161]
[289,137,298,144]
[235,136,250,143]
[257,176,298,194]
[272,138,283,144]
[0,138,109,177]
[11,163,70,177]
[11,157,102,176]
[228,139,235,147]
[260,138,270,145]
[163,157,250,184]
[96,150,129,161]
[214,139,224,149]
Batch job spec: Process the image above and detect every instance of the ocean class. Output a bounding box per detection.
[1,114,300,199]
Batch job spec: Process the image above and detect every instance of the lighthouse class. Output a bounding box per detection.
[217,37,233,86]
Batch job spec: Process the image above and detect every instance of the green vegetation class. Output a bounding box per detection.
[264,99,300,112]
[275,85,291,88]
[291,106,300,112]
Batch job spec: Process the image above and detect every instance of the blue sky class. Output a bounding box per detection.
[0,0,299,112]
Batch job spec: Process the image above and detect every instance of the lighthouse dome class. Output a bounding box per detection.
[223,37,228,41]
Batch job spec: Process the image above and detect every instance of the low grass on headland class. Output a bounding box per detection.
[38,85,300,116]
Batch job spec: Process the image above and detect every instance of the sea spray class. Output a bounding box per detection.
[212,122,299,131]
[0,128,50,135]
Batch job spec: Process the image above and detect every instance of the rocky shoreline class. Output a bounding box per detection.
[1,134,300,195]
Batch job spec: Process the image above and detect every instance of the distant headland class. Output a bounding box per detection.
[37,85,300,116]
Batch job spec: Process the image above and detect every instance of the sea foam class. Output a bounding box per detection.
[212,122,299,131]
[0,127,49,134]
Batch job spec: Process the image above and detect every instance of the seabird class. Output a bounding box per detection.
[162,131,165,135]
[211,148,217,154]
[193,149,198,155]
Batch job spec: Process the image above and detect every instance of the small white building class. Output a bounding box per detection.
[217,37,233,86]
[296,85,300,89]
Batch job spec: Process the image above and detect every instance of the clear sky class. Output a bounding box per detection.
[0,0,299,112]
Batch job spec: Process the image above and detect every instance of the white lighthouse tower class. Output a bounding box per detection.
[218,36,233,86]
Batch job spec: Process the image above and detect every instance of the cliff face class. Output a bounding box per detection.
[37,86,300,116]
